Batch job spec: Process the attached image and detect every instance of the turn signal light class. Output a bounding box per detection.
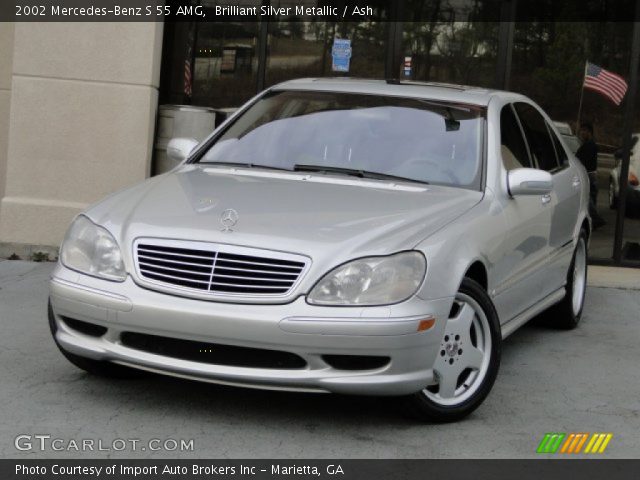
[629,173,639,186]
[417,317,436,332]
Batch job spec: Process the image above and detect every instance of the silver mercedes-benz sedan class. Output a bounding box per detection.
[49,79,590,422]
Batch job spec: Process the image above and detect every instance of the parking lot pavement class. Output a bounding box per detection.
[1,260,638,459]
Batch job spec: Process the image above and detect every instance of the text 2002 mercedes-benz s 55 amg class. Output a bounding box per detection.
[49,79,590,422]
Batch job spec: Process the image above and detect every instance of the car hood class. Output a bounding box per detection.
[87,165,482,288]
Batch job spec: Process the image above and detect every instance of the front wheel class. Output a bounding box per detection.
[403,278,501,422]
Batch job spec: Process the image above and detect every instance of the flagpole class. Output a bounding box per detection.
[575,61,588,132]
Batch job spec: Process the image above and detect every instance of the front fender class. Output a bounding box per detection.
[414,192,505,302]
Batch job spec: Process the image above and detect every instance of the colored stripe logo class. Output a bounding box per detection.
[537,433,613,454]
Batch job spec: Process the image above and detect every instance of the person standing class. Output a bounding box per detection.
[576,122,606,229]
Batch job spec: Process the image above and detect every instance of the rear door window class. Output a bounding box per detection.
[549,125,568,166]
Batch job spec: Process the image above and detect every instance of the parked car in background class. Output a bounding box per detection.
[610,134,640,210]
[48,79,591,422]
[553,121,580,154]
[553,121,573,136]
[561,133,581,154]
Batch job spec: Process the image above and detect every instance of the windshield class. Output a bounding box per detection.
[197,90,485,189]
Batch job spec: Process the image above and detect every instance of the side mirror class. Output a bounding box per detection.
[167,137,199,163]
[507,168,553,196]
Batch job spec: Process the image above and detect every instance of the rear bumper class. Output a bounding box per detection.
[49,264,452,396]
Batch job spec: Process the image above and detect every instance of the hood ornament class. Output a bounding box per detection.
[220,209,239,232]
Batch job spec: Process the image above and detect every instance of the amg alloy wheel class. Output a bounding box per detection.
[571,237,587,317]
[404,278,501,422]
[544,230,588,329]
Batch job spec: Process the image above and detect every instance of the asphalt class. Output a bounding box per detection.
[1,261,638,459]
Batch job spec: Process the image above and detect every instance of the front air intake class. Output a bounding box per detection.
[120,332,307,370]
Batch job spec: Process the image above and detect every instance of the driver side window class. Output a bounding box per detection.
[500,104,531,171]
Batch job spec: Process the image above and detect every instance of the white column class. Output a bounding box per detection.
[0,22,14,202]
[0,22,164,253]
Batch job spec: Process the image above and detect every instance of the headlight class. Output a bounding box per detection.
[60,215,126,282]
[307,251,426,306]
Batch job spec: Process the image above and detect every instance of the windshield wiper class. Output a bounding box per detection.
[202,161,292,172]
[293,164,429,185]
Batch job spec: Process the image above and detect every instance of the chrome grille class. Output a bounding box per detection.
[135,241,308,296]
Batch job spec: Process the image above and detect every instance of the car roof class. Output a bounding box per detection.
[270,78,528,107]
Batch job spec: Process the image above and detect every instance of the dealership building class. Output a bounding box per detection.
[0,0,639,267]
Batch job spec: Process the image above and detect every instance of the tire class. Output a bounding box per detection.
[48,300,142,378]
[402,278,501,422]
[609,179,618,210]
[544,229,588,330]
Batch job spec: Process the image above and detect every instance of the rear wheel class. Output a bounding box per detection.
[48,300,142,378]
[403,278,501,422]
[544,230,587,329]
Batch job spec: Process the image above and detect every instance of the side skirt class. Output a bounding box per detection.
[500,288,566,339]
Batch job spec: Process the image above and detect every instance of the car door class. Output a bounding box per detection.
[546,122,582,289]
[491,104,553,324]
[514,102,579,296]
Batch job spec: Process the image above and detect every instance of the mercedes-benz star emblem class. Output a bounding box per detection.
[220,208,239,232]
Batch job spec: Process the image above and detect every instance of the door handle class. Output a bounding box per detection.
[572,176,581,188]
[541,193,552,205]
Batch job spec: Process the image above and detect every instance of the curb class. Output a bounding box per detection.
[588,265,640,290]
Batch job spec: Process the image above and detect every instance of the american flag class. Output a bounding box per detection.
[184,58,192,98]
[583,62,628,105]
[184,24,195,100]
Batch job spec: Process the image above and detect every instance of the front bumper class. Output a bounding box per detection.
[49,264,452,396]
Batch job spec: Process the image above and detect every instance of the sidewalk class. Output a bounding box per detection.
[588,265,640,290]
